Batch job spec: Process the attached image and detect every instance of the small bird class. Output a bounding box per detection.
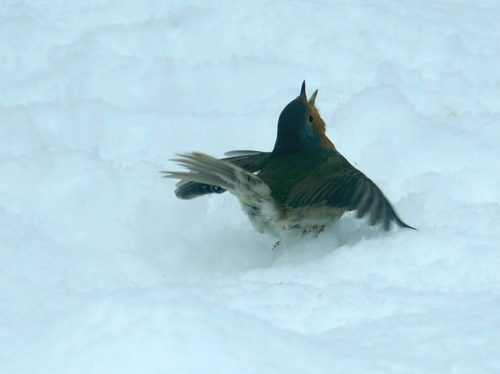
[164,82,414,238]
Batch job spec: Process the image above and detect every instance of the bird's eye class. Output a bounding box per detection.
[308,115,314,123]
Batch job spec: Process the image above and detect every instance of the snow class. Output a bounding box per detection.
[1,0,500,372]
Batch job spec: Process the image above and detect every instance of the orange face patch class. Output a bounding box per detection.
[296,95,337,150]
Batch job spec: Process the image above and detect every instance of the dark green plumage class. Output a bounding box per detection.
[165,81,415,235]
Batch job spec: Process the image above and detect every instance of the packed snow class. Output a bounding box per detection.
[1,0,500,373]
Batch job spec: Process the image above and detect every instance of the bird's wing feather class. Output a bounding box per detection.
[163,152,271,206]
[168,151,270,199]
[224,150,266,157]
[285,151,414,231]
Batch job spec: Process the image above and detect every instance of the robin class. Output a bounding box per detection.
[164,82,415,238]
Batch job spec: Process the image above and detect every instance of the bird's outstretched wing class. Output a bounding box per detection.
[163,152,271,206]
[281,148,415,231]
[170,151,270,199]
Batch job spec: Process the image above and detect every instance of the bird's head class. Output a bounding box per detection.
[272,81,336,155]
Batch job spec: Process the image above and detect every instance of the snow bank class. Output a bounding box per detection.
[1,0,499,373]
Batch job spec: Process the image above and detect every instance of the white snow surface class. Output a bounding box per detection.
[1,0,500,373]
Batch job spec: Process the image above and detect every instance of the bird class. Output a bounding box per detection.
[163,81,415,238]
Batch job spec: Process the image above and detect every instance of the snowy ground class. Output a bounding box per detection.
[1,0,500,373]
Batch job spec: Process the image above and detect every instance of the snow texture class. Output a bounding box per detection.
[1,0,500,373]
